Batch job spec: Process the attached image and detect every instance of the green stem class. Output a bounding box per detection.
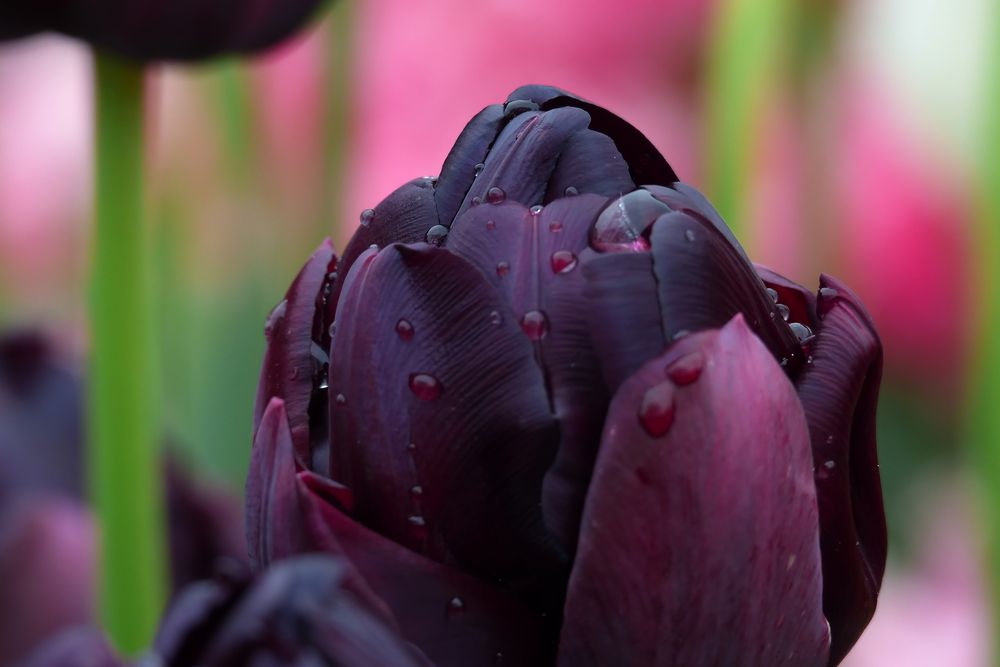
[89,52,167,655]
[321,0,355,239]
[704,0,792,242]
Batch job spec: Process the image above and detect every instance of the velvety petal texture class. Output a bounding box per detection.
[248,85,885,667]
[0,0,327,61]
[558,316,830,667]
[13,628,125,667]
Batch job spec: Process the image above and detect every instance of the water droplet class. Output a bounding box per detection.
[410,484,424,497]
[639,381,676,437]
[789,322,813,342]
[786,554,797,571]
[486,219,496,231]
[409,373,443,400]
[474,162,485,175]
[549,221,563,233]
[471,196,482,206]
[529,204,544,216]
[318,375,329,390]
[396,318,414,342]
[825,435,834,445]
[520,310,549,341]
[290,367,300,380]
[666,351,704,385]
[407,515,428,539]
[264,299,288,341]
[446,596,466,617]
[489,310,502,325]
[564,186,579,196]
[496,261,510,277]
[766,288,779,302]
[824,459,835,469]
[369,243,379,252]
[819,287,838,300]
[426,224,449,246]
[503,99,539,117]
[407,442,417,453]
[550,250,578,274]
[360,208,375,227]
[486,187,506,204]
[777,303,790,321]
[672,329,690,340]
[335,393,347,407]
[328,321,337,338]
[684,229,696,243]
[591,190,668,252]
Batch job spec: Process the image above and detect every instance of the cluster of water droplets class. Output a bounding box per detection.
[637,350,706,438]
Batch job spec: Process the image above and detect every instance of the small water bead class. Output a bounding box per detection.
[486,219,497,231]
[488,310,502,326]
[472,196,483,206]
[789,322,813,342]
[407,442,418,453]
[496,261,510,277]
[334,393,348,407]
[395,318,415,342]
[486,187,506,204]
[474,162,485,176]
[529,204,544,216]
[426,224,449,246]
[564,186,579,196]
[328,321,337,338]
[766,288,779,303]
[410,485,424,498]
[369,243,379,252]
[264,299,288,340]
[550,250,578,274]
[407,515,429,539]
[359,208,375,227]
[777,303,790,321]
[638,381,676,437]
[684,229,696,243]
[548,221,563,233]
[409,373,443,401]
[520,310,549,341]
[666,351,704,385]
[447,597,466,616]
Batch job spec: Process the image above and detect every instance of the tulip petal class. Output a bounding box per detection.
[508,85,679,186]
[543,129,635,202]
[13,628,124,667]
[253,240,337,467]
[649,210,807,371]
[327,242,566,588]
[795,275,886,664]
[559,316,830,667]
[434,104,506,227]
[447,194,612,550]
[247,399,554,666]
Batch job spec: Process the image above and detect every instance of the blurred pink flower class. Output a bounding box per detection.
[343,0,710,246]
[842,486,991,667]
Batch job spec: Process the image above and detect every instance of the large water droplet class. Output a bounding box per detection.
[503,99,539,117]
[550,250,578,274]
[409,373,443,400]
[426,224,449,246]
[496,261,510,277]
[766,288,779,303]
[407,515,429,539]
[564,186,579,196]
[789,322,813,342]
[396,318,414,342]
[360,208,375,227]
[520,310,549,341]
[777,303,790,321]
[666,351,704,385]
[639,381,676,437]
[264,299,288,341]
[591,190,668,252]
[486,187,506,204]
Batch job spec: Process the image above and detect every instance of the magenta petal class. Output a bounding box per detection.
[796,275,886,664]
[559,316,830,667]
[253,240,337,466]
[328,243,565,586]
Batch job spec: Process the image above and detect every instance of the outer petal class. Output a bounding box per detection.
[13,628,125,667]
[433,104,506,227]
[246,399,554,667]
[327,242,566,586]
[558,316,830,667]
[795,275,886,664]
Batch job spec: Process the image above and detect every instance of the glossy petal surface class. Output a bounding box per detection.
[559,317,830,667]
[796,275,886,664]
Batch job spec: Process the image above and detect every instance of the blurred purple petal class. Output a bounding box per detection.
[13,627,125,667]
[559,317,830,666]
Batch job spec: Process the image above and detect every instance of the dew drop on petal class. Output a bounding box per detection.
[472,196,482,206]
[407,515,428,539]
[564,186,579,196]
[550,250,578,274]
[409,373,443,400]
[789,322,813,342]
[489,310,502,326]
[486,187,506,204]
[425,224,449,246]
[496,261,510,277]
[638,381,676,437]
[359,208,375,227]
[684,229,696,243]
[766,288,779,302]
[264,299,287,341]
[819,287,839,301]
[666,351,704,385]
[549,221,563,233]
[395,318,414,342]
[474,162,485,175]
[520,310,549,341]
[530,204,544,216]
[777,303,790,321]
[447,596,466,617]
[486,219,496,231]
[410,485,423,497]
[334,393,347,407]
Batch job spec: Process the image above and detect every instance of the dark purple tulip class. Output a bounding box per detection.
[247,85,886,666]
[0,0,327,61]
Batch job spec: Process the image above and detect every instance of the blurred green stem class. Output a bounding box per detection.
[90,52,167,655]
[322,0,355,238]
[704,0,792,241]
